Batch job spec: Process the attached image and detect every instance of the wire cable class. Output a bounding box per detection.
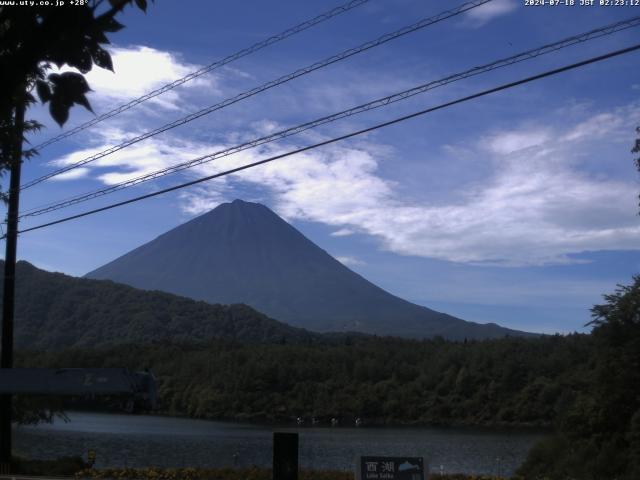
[21,0,492,190]
[31,0,371,151]
[19,15,640,219]
[12,43,640,238]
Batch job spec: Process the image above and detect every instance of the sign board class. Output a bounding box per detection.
[356,456,426,480]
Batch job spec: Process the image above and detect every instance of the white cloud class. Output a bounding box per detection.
[464,0,517,26]
[49,102,640,267]
[250,120,282,136]
[336,256,366,267]
[563,113,624,142]
[484,129,550,155]
[331,228,355,237]
[49,167,90,181]
[207,105,639,267]
[192,136,637,266]
[50,126,214,185]
[179,187,228,216]
[58,45,217,111]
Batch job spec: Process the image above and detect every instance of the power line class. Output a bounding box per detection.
[12,43,640,238]
[31,0,371,151]
[21,0,492,190]
[19,15,640,219]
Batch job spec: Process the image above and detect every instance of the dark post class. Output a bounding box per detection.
[0,99,25,469]
[273,432,298,480]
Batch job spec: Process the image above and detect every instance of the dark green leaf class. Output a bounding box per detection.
[24,120,44,133]
[48,73,62,86]
[92,28,111,44]
[76,53,93,74]
[57,72,91,94]
[35,80,52,103]
[23,148,39,160]
[91,45,113,71]
[135,0,147,11]
[48,72,93,124]
[65,47,93,74]
[49,98,69,126]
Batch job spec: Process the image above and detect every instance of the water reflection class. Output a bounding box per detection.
[14,412,545,476]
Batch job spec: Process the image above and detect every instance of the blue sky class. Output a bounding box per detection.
[5,0,640,334]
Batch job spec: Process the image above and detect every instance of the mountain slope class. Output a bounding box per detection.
[86,200,531,340]
[1,260,318,350]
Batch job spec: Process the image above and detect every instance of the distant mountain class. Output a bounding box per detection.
[1,260,318,350]
[86,200,532,340]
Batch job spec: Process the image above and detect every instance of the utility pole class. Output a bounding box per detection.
[0,98,25,471]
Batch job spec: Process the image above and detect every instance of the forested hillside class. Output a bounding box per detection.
[17,334,591,427]
[1,260,319,349]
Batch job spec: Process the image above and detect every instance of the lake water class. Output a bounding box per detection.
[14,412,546,476]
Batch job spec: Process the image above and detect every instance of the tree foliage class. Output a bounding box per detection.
[0,0,151,194]
[17,333,593,428]
[518,276,640,480]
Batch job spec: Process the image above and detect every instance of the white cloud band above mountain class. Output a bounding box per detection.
[48,96,640,267]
